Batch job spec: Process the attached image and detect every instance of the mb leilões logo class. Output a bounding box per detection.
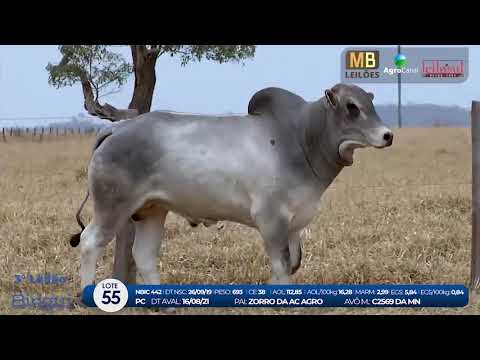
[384,53,418,75]
[344,50,380,80]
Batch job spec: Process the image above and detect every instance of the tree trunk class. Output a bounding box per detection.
[128,45,158,115]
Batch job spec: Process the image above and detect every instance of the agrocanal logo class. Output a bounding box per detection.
[384,53,418,75]
[394,53,407,69]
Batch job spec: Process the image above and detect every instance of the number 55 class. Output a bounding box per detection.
[102,290,121,304]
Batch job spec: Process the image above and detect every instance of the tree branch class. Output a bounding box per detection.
[80,76,138,122]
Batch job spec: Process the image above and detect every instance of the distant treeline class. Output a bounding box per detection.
[375,104,470,128]
[47,118,107,130]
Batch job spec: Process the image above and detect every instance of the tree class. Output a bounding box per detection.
[47,45,256,122]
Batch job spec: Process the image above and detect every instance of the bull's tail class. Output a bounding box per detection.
[69,125,115,248]
[70,190,90,247]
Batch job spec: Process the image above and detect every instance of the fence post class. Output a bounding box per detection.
[26,127,29,134]
[471,100,480,292]
[56,128,59,136]
[10,128,13,136]
[40,127,44,142]
[33,127,36,138]
[50,127,52,135]
[2,128,5,142]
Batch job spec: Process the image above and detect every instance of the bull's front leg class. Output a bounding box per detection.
[113,220,137,284]
[253,205,292,284]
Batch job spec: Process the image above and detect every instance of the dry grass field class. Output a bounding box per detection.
[0,128,478,315]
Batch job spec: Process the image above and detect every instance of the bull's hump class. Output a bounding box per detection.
[247,87,306,116]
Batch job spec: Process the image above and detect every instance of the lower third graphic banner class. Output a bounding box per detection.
[82,283,469,309]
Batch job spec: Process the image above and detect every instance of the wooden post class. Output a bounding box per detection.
[472,101,480,291]
[2,128,5,142]
[26,127,29,134]
[397,45,402,129]
[56,128,59,136]
[33,127,36,138]
[49,127,52,135]
[40,127,44,142]
[10,128,13,136]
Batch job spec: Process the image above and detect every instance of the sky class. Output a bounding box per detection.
[0,45,478,127]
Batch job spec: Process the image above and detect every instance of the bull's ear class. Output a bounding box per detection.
[368,92,375,101]
[325,89,339,109]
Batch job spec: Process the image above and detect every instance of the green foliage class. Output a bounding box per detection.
[46,45,256,100]
[46,45,132,100]
[159,45,256,65]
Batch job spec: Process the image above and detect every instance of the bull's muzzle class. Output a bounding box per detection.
[374,130,393,148]
[383,131,393,147]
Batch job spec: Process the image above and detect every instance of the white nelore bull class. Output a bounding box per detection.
[70,84,393,292]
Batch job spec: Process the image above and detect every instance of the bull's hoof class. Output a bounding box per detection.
[290,261,301,275]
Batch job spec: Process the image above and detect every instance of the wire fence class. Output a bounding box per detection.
[1,126,101,142]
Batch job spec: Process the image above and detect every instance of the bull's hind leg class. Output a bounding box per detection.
[132,210,168,284]
[113,220,137,284]
[79,217,119,291]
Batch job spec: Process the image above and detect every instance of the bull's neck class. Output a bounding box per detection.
[298,100,343,187]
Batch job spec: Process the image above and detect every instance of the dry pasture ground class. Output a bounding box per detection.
[0,128,478,315]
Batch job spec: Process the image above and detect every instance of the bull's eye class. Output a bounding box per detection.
[347,103,360,118]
